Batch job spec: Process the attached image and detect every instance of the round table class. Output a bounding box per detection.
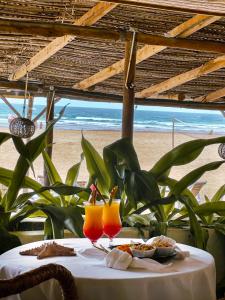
[0,238,216,300]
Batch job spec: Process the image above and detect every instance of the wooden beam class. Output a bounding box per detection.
[44,86,55,186]
[74,15,220,90]
[2,19,225,55]
[194,87,225,102]
[0,94,21,117]
[99,0,225,17]
[0,79,224,110]
[9,2,117,81]
[136,55,225,98]
[122,32,137,141]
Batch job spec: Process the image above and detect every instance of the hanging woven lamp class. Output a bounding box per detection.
[218,143,225,159]
[9,117,35,138]
[9,73,36,139]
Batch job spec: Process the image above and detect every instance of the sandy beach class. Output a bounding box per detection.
[0,128,224,199]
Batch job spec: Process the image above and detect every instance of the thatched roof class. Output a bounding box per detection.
[1,1,225,108]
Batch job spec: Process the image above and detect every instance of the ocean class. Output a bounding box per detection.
[1,103,225,134]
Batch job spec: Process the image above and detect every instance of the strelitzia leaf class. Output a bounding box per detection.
[103,138,140,172]
[0,225,21,254]
[39,205,84,238]
[194,202,225,216]
[0,167,55,209]
[172,161,225,196]
[211,184,225,202]
[42,150,63,185]
[0,132,11,146]
[81,135,109,194]
[14,183,90,208]
[151,136,225,179]
[180,196,207,249]
[65,154,83,186]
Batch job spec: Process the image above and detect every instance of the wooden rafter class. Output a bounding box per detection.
[0,94,21,117]
[99,0,225,16]
[136,55,225,98]
[9,2,117,81]
[2,20,225,55]
[74,15,220,90]
[0,79,225,110]
[194,87,225,103]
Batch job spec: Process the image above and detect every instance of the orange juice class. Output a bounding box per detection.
[83,202,103,243]
[103,200,121,239]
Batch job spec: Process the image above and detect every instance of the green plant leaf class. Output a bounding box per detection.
[3,106,66,211]
[161,177,199,207]
[151,136,225,179]
[103,137,140,172]
[9,204,38,225]
[0,132,12,146]
[211,184,225,202]
[124,170,162,210]
[44,217,54,239]
[0,225,21,254]
[180,196,207,249]
[172,161,225,196]
[0,167,55,209]
[42,150,63,184]
[65,154,83,186]
[194,202,225,216]
[14,183,90,209]
[214,223,225,235]
[81,136,109,194]
[40,205,84,238]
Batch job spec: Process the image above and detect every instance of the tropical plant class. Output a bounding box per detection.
[81,135,225,249]
[0,107,89,253]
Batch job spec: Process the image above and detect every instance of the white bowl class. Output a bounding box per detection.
[131,247,156,258]
[155,246,175,257]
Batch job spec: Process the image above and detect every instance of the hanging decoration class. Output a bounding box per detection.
[218,143,225,159]
[9,73,36,138]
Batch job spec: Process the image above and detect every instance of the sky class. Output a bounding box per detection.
[5,97,222,115]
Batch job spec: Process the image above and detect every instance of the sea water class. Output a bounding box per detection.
[1,103,225,134]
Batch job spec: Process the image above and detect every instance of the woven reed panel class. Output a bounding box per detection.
[0,1,225,102]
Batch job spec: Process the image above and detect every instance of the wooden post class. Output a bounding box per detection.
[43,86,55,186]
[122,32,137,141]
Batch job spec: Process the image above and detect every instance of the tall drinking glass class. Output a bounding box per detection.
[83,201,104,245]
[103,200,122,244]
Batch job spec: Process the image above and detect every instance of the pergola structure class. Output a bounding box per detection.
[1,0,225,144]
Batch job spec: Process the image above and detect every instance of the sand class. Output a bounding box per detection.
[0,128,224,199]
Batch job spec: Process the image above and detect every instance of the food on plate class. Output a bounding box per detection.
[150,236,175,248]
[149,236,176,257]
[130,243,156,258]
[116,244,133,255]
[131,244,155,251]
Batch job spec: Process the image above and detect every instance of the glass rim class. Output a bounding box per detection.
[106,199,121,203]
[83,201,104,206]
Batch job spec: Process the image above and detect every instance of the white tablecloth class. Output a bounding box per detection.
[0,238,216,300]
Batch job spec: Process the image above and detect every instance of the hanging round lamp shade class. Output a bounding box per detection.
[218,143,225,159]
[9,117,35,138]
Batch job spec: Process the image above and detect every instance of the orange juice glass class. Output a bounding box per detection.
[83,202,104,244]
[103,200,122,241]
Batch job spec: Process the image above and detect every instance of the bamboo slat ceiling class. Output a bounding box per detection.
[1,1,225,105]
